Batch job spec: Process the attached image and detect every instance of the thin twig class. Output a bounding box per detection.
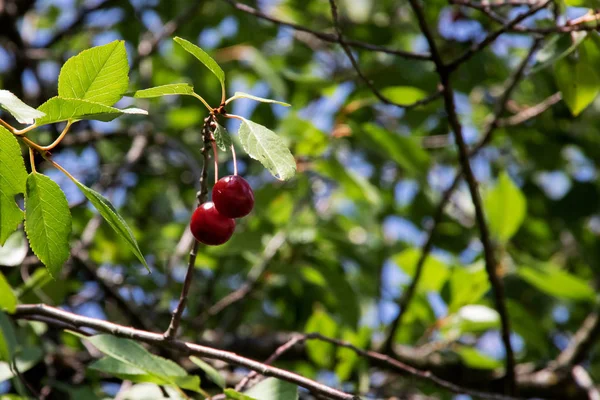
[327,0,441,110]
[164,116,214,339]
[446,1,551,71]
[498,92,561,127]
[222,0,430,61]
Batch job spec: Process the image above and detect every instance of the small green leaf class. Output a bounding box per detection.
[483,172,526,242]
[131,84,195,98]
[190,356,225,388]
[0,90,45,124]
[0,127,28,245]
[24,173,72,278]
[447,305,500,335]
[456,346,502,370]
[90,356,202,393]
[238,118,296,181]
[227,92,290,107]
[214,123,233,151]
[0,231,28,267]
[518,263,595,301]
[393,248,449,292]
[245,378,299,400]
[449,261,490,313]
[66,177,148,271]
[363,123,429,175]
[224,389,256,400]
[36,97,147,126]
[554,36,600,116]
[0,347,43,381]
[0,311,17,362]
[532,32,587,74]
[174,37,225,85]
[84,335,200,392]
[380,86,429,106]
[0,272,17,313]
[58,40,129,107]
[335,327,370,381]
[305,307,337,368]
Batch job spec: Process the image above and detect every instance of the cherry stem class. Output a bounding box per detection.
[0,118,37,136]
[29,148,37,173]
[231,144,238,176]
[211,140,219,184]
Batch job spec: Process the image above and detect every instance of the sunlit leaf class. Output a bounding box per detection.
[484,171,526,242]
[58,40,129,106]
[131,84,195,98]
[227,92,290,107]
[304,307,337,368]
[518,263,595,301]
[238,118,296,181]
[0,127,28,245]
[0,90,45,124]
[0,272,17,313]
[36,97,147,126]
[173,37,225,85]
[24,173,72,278]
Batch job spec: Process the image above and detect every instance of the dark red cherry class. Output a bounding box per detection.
[213,175,254,218]
[190,202,235,245]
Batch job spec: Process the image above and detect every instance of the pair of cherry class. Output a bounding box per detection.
[190,175,254,245]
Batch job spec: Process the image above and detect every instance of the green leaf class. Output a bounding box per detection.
[227,92,290,107]
[304,307,337,368]
[362,123,429,175]
[532,32,587,74]
[24,173,72,278]
[449,261,490,313]
[173,37,225,86]
[224,389,256,400]
[380,86,429,106]
[238,118,296,181]
[36,97,147,126]
[0,272,17,313]
[314,158,381,207]
[190,356,225,388]
[448,305,500,335]
[84,335,201,392]
[554,36,600,116]
[0,90,45,124]
[456,346,502,370]
[483,172,526,242]
[58,40,129,107]
[0,311,17,363]
[393,248,449,292]
[518,263,595,301]
[0,127,28,245]
[0,347,43,381]
[66,177,148,271]
[214,123,233,151]
[335,327,370,381]
[0,231,28,267]
[245,378,299,400]
[131,84,195,98]
[90,356,202,393]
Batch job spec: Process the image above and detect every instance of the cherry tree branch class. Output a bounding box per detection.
[407,0,518,393]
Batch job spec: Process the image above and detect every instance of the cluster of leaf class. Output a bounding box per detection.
[0,40,148,278]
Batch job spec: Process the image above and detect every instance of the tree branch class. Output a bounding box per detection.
[407,0,517,393]
[14,304,358,400]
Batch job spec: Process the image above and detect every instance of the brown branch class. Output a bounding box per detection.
[555,301,600,369]
[446,1,551,71]
[164,116,215,339]
[407,0,517,394]
[221,0,431,61]
[13,304,358,400]
[498,92,561,127]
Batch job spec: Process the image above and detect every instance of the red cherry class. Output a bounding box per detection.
[213,175,255,218]
[190,202,235,245]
